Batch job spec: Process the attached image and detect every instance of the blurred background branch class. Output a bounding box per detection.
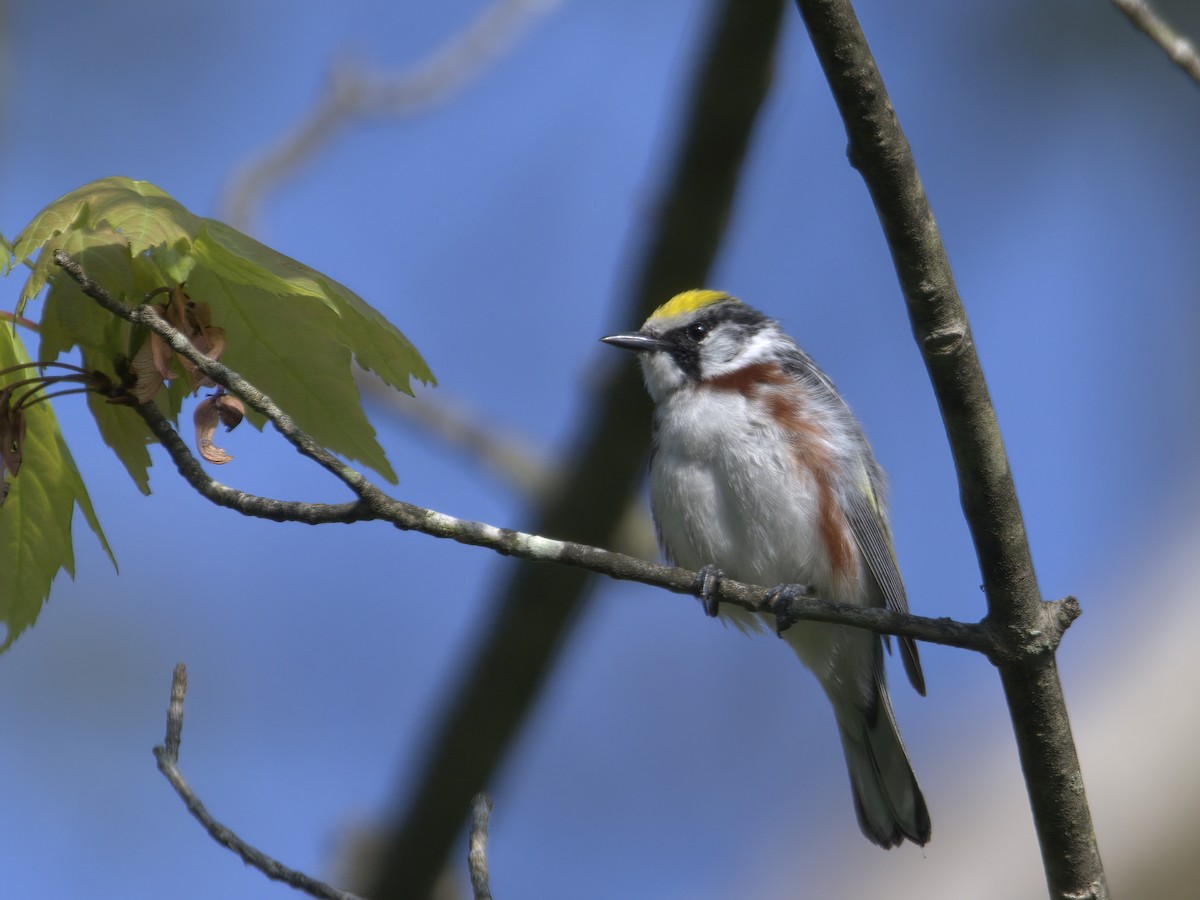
[362,0,788,896]
[360,380,558,504]
[221,0,563,232]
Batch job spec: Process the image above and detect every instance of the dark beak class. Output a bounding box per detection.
[601,332,663,353]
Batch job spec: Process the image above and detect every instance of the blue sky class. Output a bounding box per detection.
[2,1,1198,897]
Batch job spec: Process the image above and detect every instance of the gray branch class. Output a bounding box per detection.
[153,664,365,900]
[51,249,1016,657]
[792,1,1107,897]
[1114,0,1200,86]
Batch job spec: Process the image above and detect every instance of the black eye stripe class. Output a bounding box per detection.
[660,302,771,381]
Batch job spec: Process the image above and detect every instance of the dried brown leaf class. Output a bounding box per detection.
[129,339,166,404]
[163,285,193,336]
[213,393,244,430]
[150,332,175,381]
[199,325,225,362]
[194,396,233,464]
[184,324,226,389]
[189,299,212,331]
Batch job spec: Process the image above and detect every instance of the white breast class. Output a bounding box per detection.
[650,384,836,591]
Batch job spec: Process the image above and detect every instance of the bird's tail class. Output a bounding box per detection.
[835,690,931,848]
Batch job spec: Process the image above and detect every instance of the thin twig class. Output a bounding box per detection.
[52,247,1007,654]
[468,794,495,900]
[222,0,562,230]
[160,662,187,762]
[152,664,365,900]
[1113,0,1200,86]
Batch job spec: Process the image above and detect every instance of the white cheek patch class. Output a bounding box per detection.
[699,325,780,379]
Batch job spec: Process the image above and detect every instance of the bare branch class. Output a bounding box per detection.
[468,794,494,900]
[1113,0,1200,86]
[152,664,364,900]
[222,0,562,230]
[160,661,187,763]
[793,0,1107,896]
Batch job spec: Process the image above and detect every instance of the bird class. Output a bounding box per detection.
[601,289,930,848]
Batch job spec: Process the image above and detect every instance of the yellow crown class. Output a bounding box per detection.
[648,289,736,323]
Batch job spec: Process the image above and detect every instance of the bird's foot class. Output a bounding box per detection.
[764,583,811,637]
[692,564,724,617]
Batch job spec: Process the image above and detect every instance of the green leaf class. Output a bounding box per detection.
[12,178,193,318]
[11,176,435,488]
[0,232,15,275]
[0,325,116,653]
[36,228,165,493]
[191,220,434,395]
[183,264,401,482]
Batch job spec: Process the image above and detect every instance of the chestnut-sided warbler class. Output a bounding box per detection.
[602,289,930,848]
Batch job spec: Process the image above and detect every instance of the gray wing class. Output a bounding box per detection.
[778,340,926,695]
[846,475,926,696]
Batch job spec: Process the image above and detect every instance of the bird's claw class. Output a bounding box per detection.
[764,583,810,637]
[693,564,724,617]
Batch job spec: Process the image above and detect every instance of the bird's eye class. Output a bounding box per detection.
[686,322,709,342]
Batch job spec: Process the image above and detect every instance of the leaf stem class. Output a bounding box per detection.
[0,360,91,379]
[16,385,95,409]
[0,310,40,331]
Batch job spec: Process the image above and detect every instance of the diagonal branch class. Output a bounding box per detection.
[153,663,365,900]
[793,1,1107,897]
[1113,0,1200,86]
